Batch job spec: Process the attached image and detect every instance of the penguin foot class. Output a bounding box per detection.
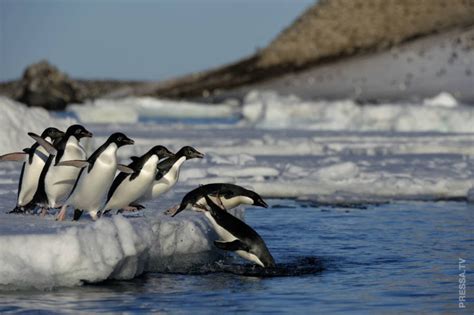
[8,206,24,214]
[130,202,146,210]
[120,205,144,213]
[40,208,48,217]
[56,205,68,221]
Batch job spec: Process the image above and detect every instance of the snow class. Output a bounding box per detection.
[0,91,473,289]
[0,97,75,153]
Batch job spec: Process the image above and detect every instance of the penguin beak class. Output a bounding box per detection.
[254,198,268,208]
[123,137,135,145]
[81,130,93,138]
[193,150,204,159]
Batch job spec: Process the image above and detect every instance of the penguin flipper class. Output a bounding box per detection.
[28,132,57,156]
[57,160,89,168]
[0,152,27,161]
[214,240,250,252]
[118,164,134,174]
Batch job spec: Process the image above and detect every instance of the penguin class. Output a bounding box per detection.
[31,124,92,212]
[101,145,174,214]
[200,194,275,268]
[0,127,65,213]
[168,183,268,217]
[130,146,204,208]
[56,132,134,221]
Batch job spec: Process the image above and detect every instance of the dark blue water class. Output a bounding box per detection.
[1,200,472,314]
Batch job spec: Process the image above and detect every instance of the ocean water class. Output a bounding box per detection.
[1,200,472,314]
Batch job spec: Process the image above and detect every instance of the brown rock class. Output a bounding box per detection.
[16,60,84,110]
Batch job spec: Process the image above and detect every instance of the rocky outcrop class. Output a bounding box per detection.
[259,0,474,67]
[13,61,85,110]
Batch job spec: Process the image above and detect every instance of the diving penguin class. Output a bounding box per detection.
[200,194,275,268]
[168,183,268,217]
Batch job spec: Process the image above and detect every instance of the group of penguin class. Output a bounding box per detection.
[0,124,276,268]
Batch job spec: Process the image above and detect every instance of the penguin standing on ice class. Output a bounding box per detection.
[168,183,268,217]
[56,132,134,221]
[31,124,92,212]
[0,127,65,213]
[129,146,204,209]
[101,145,174,214]
[200,194,275,268]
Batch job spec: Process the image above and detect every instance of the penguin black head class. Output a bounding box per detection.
[245,190,268,208]
[149,145,174,159]
[41,127,65,140]
[108,132,134,147]
[66,124,93,140]
[177,146,204,160]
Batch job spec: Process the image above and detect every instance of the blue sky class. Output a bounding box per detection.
[0,0,314,82]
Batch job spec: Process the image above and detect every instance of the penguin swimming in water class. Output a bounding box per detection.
[129,146,204,210]
[0,127,65,213]
[31,124,92,212]
[200,194,275,268]
[56,132,134,221]
[168,183,268,217]
[101,145,174,214]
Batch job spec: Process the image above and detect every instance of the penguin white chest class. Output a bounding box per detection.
[195,195,253,211]
[17,144,50,206]
[204,211,237,242]
[105,155,158,209]
[45,137,86,207]
[69,144,118,210]
[146,156,186,200]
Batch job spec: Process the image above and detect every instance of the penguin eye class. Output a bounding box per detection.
[117,136,123,141]
[75,129,81,134]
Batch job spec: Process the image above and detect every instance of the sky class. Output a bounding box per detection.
[0,0,314,82]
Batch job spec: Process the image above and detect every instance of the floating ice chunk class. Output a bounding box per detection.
[313,162,360,181]
[423,92,458,108]
[207,166,279,178]
[68,97,239,123]
[180,168,208,181]
[207,153,257,166]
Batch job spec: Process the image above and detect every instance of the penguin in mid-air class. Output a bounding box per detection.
[168,183,268,217]
[56,132,135,221]
[101,145,174,214]
[0,127,65,213]
[200,194,275,268]
[128,146,204,210]
[31,124,92,213]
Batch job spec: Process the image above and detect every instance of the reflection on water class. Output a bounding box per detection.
[1,201,472,314]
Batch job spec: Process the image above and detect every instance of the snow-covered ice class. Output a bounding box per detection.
[0,97,75,153]
[0,91,473,289]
